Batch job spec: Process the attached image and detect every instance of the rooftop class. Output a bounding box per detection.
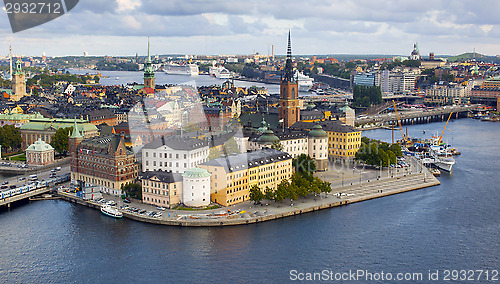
[201,148,291,173]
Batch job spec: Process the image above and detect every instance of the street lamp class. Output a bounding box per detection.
[341,172,344,187]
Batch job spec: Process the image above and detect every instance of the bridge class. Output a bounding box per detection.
[0,187,52,208]
[356,105,476,127]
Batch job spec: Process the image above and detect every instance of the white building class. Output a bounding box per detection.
[246,120,329,171]
[142,137,209,173]
[26,139,55,166]
[182,167,211,207]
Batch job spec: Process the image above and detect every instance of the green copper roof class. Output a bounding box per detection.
[20,118,98,133]
[70,117,83,138]
[308,123,328,138]
[182,167,211,178]
[340,101,353,112]
[258,129,280,144]
[144,37,155,79]
[13,60,24,76]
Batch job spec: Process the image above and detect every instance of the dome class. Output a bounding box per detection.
[26,139,54,152]
[308,124,328,138]
[257,129,279,144]
[340,101,353,112]
[182,167,211,178]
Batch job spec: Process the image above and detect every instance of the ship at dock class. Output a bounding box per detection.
[394,101,458,172]
[209,65,231,79]
[295,71,314,92]
[163,63,199,76]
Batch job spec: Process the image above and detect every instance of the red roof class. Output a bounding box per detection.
[142,87,155,94]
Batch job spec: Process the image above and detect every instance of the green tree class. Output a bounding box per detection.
[249,185,264,204]
[122,183,142,199]
[0,125,22,152]
[264,186,274,201]
[273,181,287,202]
[293,154,317,175]
[270,140,283,151]
[50,127,72,155]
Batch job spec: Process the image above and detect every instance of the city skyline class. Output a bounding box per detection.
[1,0,500,57]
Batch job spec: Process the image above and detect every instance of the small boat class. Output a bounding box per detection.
[430,168,441,177]
[101,205,123,218]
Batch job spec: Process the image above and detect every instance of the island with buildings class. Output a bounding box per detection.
[0,32,497,225]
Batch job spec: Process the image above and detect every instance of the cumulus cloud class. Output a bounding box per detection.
[1,0,500,56]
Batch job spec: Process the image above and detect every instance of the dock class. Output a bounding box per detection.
[56,173,440,227]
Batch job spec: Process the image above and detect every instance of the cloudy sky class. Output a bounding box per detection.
[1,0,500,57]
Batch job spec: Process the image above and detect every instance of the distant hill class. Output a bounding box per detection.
[447,52,500,63]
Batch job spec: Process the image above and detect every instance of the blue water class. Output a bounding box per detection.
[69,69,282,94]
[0,119,498,283]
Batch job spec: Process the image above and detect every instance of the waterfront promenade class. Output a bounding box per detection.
[57,166,440,227]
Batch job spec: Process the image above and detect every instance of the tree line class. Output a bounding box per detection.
[249,154,332,204]
[353,85,383,108]
[355,137,402,167]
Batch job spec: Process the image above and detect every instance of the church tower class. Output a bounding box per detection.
[11,59,26,101]
[279,31,300,128]
[143,37,155,90]
[69,118,83,182]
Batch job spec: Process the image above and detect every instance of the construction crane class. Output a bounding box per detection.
[392,100,406,143]
[438,112,453,145]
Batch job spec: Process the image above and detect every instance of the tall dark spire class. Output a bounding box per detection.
[287,30,292,59]
[283,30,294,82]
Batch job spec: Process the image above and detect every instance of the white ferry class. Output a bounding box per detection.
[294,71,314,92]
[163,63,199,76]
[209,65,231,79]
[101,205,123,218]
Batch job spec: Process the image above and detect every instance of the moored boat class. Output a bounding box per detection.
[101,205,123,218]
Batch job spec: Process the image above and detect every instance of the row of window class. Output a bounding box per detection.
[143,187,177,196]
[145,150,208,159]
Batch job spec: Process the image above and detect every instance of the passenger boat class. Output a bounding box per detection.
[163,63,199,76]
[294,71,314,91]
[101,205,123,218]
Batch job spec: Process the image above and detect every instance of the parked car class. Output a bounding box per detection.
[123,198,131,203]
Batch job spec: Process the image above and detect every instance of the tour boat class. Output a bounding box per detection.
[101,205,123,218]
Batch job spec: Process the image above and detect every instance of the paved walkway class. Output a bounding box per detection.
[57,155,439,226]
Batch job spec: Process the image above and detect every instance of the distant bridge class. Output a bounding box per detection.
[357,105,476,127]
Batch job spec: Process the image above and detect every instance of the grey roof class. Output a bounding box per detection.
[201,148,291,173]
[141,171,183,183]
[85,109,116,121]
[290,120,359,133]
[142,136,208,151]
[79,134,133,155]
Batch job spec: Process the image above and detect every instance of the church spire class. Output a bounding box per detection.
[147,36,151,63]
[283,30,294,82]
[70,117,82,138]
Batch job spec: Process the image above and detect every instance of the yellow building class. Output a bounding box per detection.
[290,120,361,163]
[199,148,293,206]
[141,171,183,208]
